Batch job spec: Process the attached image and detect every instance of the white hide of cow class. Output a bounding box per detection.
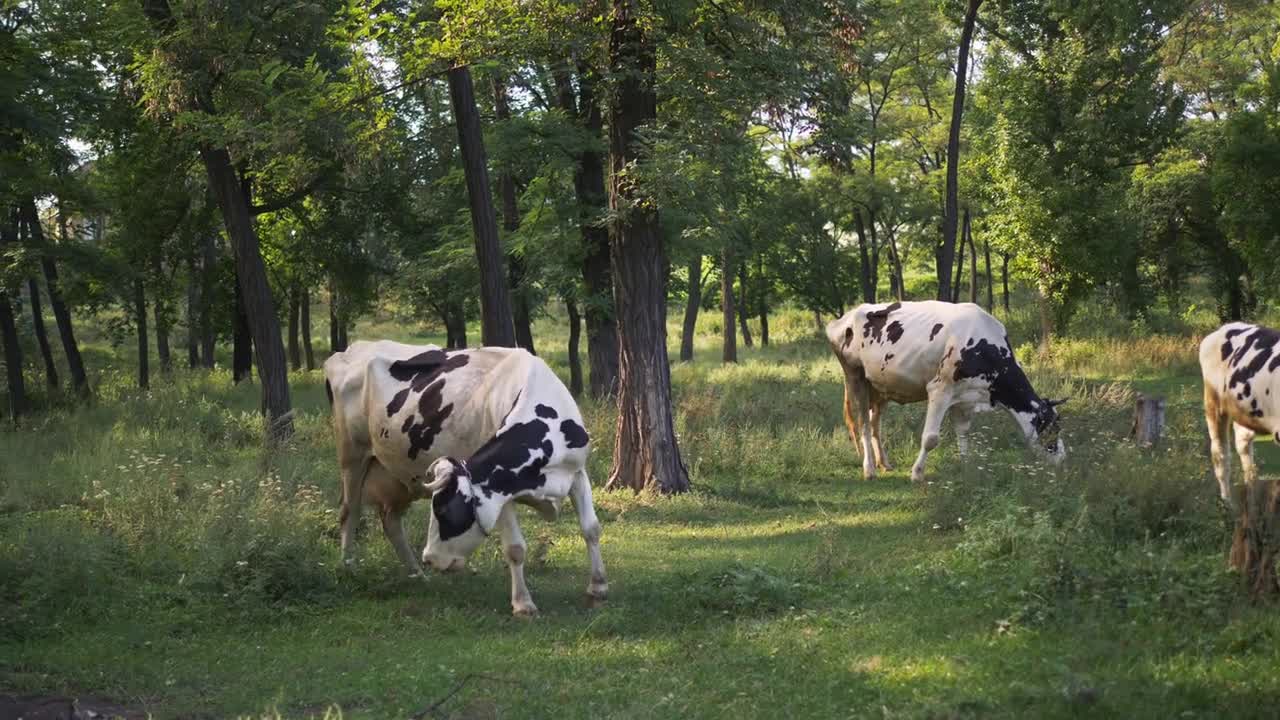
[826,301,1066,481]
[1199,322,1280,511]
[323,340,607,616]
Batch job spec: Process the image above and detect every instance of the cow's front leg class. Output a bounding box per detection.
[380,507,425,578]
[570,470,608,606]
[845,369,877,480]
[1234,423,1259,490]
[869,394,893,471]
[910,389,952,482]
[497,503,537,617]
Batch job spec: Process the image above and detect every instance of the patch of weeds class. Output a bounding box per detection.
[689,562,806,615]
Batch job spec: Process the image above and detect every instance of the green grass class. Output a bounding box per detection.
[3,303,1280,719]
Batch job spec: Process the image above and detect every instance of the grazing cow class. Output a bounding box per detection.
[1199,322,1280,510]
[826,301,1067,481]
[323,340,607,616]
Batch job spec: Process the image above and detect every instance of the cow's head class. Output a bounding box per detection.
[421,458,489,572]
[1030,398,1068,461]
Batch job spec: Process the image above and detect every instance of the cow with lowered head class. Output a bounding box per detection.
[323,340,607,616]
[827,301,1066,481]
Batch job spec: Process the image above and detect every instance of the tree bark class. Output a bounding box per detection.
[199,232,216,369]
[186,247,200,368]
[232,279,253,383]
[494,75,536,354]
[26,277,59,389]
[288,285,301,371]
[938,0,983,301]
[1001,253,1011,315]
[31,201,87,394]
[1037,285,1053,355]
[448,65,516,348]
[199,145,291,438]
[967,212,979,304]
[566,295,584,397]
[605,0,690,494]
[1230,479,1280,599]
[738,263,754,348]
[135,277,149,390]
[680,254,701,362]
[329,283,340,354]
[1129,394,1166,448]
[853,212,875,303]
[301,286,315,370]
[721,249,738,363]
[983,237,994,310]
[952,215,967,303]
[152,256,171,373]
[0,288,25,421]
[757,254,769,346]
[555,63,618,398]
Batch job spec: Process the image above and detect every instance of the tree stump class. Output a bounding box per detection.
[1129,394,1166,447]
[1230,478,1280,599]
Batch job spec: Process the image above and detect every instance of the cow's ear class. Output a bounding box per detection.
[842,327,854,348]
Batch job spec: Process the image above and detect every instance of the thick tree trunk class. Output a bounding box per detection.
[31,201,87,394]
[853,212,875,303]
[967,213,979,305]
[288,285,301,371]
[135,278,149,390]
[232,280,253,383]
[938,0,983,301]
[952,217,967,304]
[757,255,769,347]
[27,277,59,389]
[1230,479,1280,599]
[152,257,171,374]
[566,295,584,397]
[494,76,536,354]
[199,145,292,438]
[555,63,618,398]
[301,286,315,370]
[680,254,701,362]
[721,250,738,364]
[983,237,994,310]
[448,65,516,348]
[605,0,690,494]
[0,289,25,421]
[199,233,217,369]
[738,264,754,348]
[186,248,200,368]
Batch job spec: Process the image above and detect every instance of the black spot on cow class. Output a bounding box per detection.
[404,378,455,460]
[432,461,479,540]
[861,302,901,343]
[385,350,470,417]
[929,323,944,341]
[1228,327,1280,392]
[954,338,1057,435]
[535,404,559,419]
[886,321,904,344]
[1222,327,1248,361]
[468,419,554,499]
[561,419,589,448]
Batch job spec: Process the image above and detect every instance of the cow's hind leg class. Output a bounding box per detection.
[843,379,862,460]
[497,503,537,617]
[338,455,372,566]
[845,368,877,480]
[910,388,952,483]
[869,392,893,471]
[1204,382,1234,509]
[1234,423,1259,491]
[570,470,608,606]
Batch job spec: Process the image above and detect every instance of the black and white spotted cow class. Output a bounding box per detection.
[1199,322,1280,510]
[323,340,607,616]
[826,301,1067,481]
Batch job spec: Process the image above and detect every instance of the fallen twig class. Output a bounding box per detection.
[408,673,529,720]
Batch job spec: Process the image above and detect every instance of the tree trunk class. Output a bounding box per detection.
[301,286,315,370]
[1001,254,1011,315]
[199,144,292,438]
[27,277,59,389]
[199,232,216,369]
[288,285,301,371]
[983,237,995,310]
[329,283,340,354]
[1230,479,1280,599]
[566,295,584,397]
[186,247,200,368]
[1037,285,1053,355]
[853,212,875,303]
[555,62,618,398]
[886,226,905,302]
[446,303,467,349]
[680,254,701,362]
[814,310,824,335]
[30,201,87,395]
[952,215,967,304]
[494,75,536,354]
[938,0,983,301]
[135,277,149,391]
[232,280,253,383]
[738,263,754,348]
[757,255,769,346]
[721,249,738,364]
[152,257,171,373]
[1129,394,1166,448]
[605,0,690,494]
[448,65,516,348]
[967,212,979,305]
[0,289,25,421]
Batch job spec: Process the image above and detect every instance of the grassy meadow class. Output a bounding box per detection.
[4,292,1280,719]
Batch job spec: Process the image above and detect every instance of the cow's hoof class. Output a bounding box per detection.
[910,467,926,482]
[878,461,895,471]
[512,602,539,618]
[584,583,608,608]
